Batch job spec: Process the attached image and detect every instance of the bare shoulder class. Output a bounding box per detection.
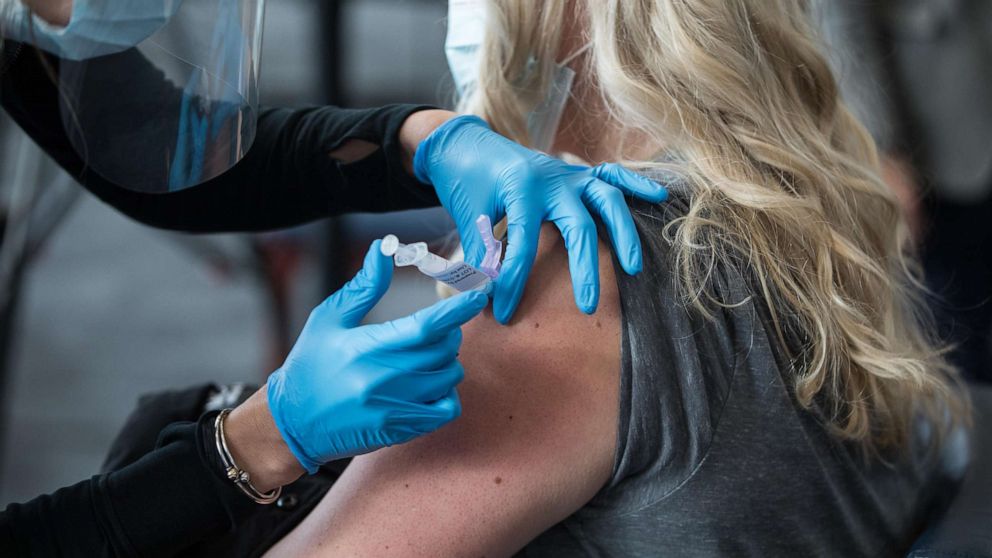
[465,222,621,377]
[267,225,621,557]
[455,222,621,463]
[444,221,622,498]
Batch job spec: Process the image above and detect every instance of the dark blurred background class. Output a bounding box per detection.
[0,0,455,506]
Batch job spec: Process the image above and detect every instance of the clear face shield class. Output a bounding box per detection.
[56,0,265,193]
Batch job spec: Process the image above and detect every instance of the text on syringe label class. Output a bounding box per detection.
[433,262,491,291]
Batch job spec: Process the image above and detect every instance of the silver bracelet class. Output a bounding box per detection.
[214,409,282,505]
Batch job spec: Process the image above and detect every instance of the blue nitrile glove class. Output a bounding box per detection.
[267,240,488,474]
[414,115,668,324]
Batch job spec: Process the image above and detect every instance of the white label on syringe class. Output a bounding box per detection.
[427,262,492,292]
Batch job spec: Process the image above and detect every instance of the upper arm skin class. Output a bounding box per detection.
[266,225,622,558]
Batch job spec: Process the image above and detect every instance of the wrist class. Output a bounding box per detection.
[224,389,304,493]
[399,109,456,181]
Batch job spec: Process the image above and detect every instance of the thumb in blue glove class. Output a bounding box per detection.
[267,239,489,474]
[414,115,668,325]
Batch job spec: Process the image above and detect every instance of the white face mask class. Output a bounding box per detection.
[0,0,181,61]
[444,0,486,98]
[445,0,590,152]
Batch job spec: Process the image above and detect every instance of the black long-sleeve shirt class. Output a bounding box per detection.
[0,41,441,233]
[2,414,256,557]
[0,42,442,556]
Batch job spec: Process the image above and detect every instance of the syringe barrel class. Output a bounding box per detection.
[413,251,453,274]
[380,234,492,293]
[383,236,454,274]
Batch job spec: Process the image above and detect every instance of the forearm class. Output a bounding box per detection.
[105,104,447,231]
[0,478,122,557]
[0,415,256,557]
[97,104,445,232]
[0,42,445,233]
[397,109,455,176]
[225,388,304,493]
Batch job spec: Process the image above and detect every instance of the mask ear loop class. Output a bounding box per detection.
[521,41,592,83]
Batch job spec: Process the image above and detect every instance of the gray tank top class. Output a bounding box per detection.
[520,193,953,557]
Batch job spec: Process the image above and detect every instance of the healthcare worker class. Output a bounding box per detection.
[0,0,667,555]
[1,0,667,322]
[2,241,490,556]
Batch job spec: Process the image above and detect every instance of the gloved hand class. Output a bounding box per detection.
[267,240,488,474]
[1,0,182,60]
[414,115,668,324]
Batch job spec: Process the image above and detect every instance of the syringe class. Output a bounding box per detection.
[381,215,502,294]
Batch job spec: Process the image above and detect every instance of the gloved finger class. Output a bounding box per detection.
[381,388,463,443]
[374,328,462,374]
[377,361,465,405]
[493,201,542,324]
[426,387,462,424]
[370,290,488,348]
[457,214,489,269]
[319,239,393,327]
[548,197,600,314]
[591,163,668,203]
[582,179,643,275]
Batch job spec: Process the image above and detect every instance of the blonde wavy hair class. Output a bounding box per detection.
[457,0,968,455]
